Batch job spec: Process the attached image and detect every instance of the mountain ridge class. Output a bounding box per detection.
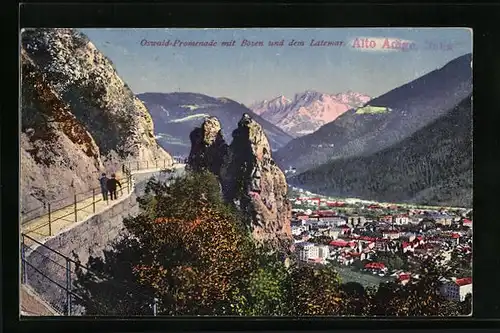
[137,92,294,157]
[273,53,472,173]
[290,94,472,207]
[249,90,370,137]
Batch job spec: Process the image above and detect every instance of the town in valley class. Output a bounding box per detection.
[287,187,472,302]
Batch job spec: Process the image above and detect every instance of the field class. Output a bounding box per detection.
[335,266,391,288]
[355,105,392,114]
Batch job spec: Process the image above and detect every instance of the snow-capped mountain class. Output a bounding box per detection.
[250,90,371,137]
[274,53,472,174]
[137,92,294,156]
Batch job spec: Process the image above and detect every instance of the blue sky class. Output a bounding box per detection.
[80,28,472,105]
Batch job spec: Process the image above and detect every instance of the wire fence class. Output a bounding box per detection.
[21,233,159,316]
[21,158,180,233]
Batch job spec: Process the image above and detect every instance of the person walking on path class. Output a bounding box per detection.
[107,173,122,201]
[99,173,109,201]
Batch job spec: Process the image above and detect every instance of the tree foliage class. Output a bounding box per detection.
[72,170,472,317]
[287,264,344,316]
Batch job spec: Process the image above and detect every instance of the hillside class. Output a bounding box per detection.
[20,28,172,214]
[250,90,370,137]
[137,92,294,156]
[273,54,472,173]
[290,95,472,207]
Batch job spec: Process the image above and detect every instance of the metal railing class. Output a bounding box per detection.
[124,158,178,173]
[21,159,178,233]
[21,174,133,236]
[21,233,159,316]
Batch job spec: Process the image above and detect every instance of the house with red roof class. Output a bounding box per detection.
[462,218,472,228]
[402,241,415,253]
[330,240,349,247]
[413,236,425,246]
[295,214,309,221]
[398,273,411,285]
[450,232,461,245]
[440,277,472,302]
[330,239,357,249]
[364,262,388,273]
[340,226,352,235]
[327,201,346,207]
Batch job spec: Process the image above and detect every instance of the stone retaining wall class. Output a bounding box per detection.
[23,171,164,315]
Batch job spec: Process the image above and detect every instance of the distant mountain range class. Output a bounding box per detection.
[250,91,370,137]
[137,92,294,156]
[290,94,472,207]
[273,53,473,174]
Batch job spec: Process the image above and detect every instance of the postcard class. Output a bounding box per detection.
[20,27,472,317]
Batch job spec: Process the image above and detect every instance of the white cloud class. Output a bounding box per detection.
[349,37,417,52]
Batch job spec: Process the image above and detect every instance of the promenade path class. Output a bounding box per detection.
[21,165,185,248]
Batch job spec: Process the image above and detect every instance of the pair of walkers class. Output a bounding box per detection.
[98,173,122,201]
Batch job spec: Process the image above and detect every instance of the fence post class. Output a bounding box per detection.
[146,161,149,169]
[155,159,158,169]
[74,195,77,223]
[66,259,72,316]
[92,189,96,213]
[137,161,139,170]
[48,203,52,236]
[153,297,158,316]
[21,234,27,284]
[163,159,166,168]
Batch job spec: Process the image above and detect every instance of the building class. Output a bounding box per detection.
[346,215,367,227]
[364,262,388,273]
[320,217,346,227]
[440,277,472,302]
[393,214,410,225]
[291,225,308,236]
[317,245,330,259]
[327,228,341,239]
[402,241,414,253]
[297,242,319,261]
[398,273,411,285]
[382,230,401,240]
[462,218,472,228]
[429,213,454,226]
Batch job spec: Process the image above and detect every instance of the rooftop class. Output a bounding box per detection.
[455,277,472,286]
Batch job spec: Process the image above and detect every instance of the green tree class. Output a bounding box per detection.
[241,253,290,316]
[287,264,344,315]
[74,171,259,315]
[368,255,470,316]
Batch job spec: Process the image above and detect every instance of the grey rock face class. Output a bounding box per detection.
[187,115,292,253]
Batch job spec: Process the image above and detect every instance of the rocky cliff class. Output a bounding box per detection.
[187,116,228,176]
[187,114,292,252]
[21,28,172,215]
[137,92,294,157]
